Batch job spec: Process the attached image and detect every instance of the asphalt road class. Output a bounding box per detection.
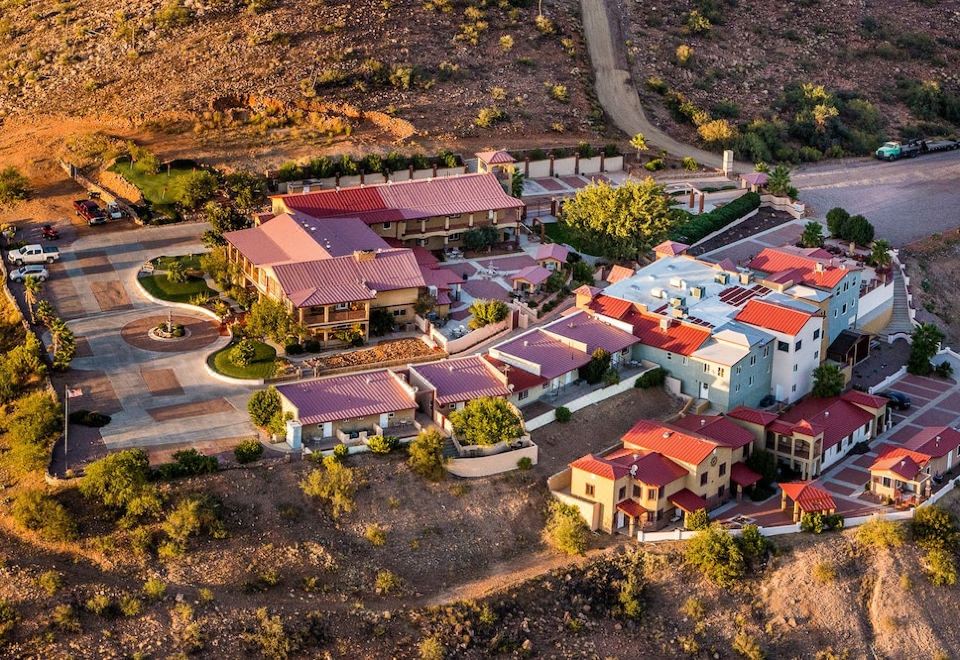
[786,152,960,247]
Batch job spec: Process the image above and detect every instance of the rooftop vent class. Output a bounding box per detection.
[700,418,706,426]
[651,287,666,299]
[662,431,671,439]
[739,272,753,285]
[715,273,729,285]
[815,262,825,273]
[630,464,638,476]
[659,318,672,332]
[669,277,686,289]
[691,286,705,299]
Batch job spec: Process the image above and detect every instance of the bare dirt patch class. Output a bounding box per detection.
[145,397,235,423]
[140,368,184,397]
[901,228,960,346]
[311,337,443,372]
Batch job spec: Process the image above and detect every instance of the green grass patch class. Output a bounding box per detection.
[207,341,277,380]
[150,254,205,271]
[138,274,215,304]
[109,158,199,211]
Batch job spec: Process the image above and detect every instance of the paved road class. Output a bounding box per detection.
[794,152,960,246]
[579,0,751,172]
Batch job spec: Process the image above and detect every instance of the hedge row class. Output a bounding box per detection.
[670,192,761,245]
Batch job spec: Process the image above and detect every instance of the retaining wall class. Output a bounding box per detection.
[524,367,654,431]
[445,443,539,478]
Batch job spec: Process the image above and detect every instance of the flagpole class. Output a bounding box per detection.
[63,384,69,474]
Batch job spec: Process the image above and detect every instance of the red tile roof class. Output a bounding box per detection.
[778,395,876,450]
[622,420,719,466]
[275,173,523,225]
[730,462,762,488]
[902,426,960,458]
[735,299,817,336]
[606,264,634,284]
[511,265,552,286]
[870,448,929,480]
[654,240,689,257]
[727,406,780,427]
[570,454,629,480]
[779,481,836,513]
[225,214,389,266]
[604,448,689,486]
[669,488,708,512]
[749,247,851,289]
[278,369,416,425]
[671,415,755,449]
[629,312,712,356]
[411,356,511,406]
[840,390,889,410]
[536,243,569,263]
[616,499,647,518]
[573,284,601,298]
[272,248,424,307]
[482,355,548,391]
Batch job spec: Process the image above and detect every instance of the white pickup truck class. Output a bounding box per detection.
[7,244,60,265]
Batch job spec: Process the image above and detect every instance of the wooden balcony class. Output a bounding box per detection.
[328,309,367,323]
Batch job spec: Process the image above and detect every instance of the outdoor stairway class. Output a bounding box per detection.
[441,437,459,460]
[882,268,916,337]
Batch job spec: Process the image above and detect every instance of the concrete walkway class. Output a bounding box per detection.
[54,224,256,457]
[579,0,751,171]
[882,267,917,337]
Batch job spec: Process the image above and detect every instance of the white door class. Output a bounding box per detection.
[616,512,625,529]
[379,413,390,428]
[775,384,783,401]
[700,381,709,399]
[322,422,333,438]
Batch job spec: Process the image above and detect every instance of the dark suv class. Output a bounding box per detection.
[880,390,912,411]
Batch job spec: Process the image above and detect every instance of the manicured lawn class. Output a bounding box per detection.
[139,274,215,303]
[150,254,205,271]
[207,340,277,380]
[109,158,200,211]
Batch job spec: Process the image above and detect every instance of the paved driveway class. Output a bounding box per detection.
[794,151,960,247]
[47,223,256,464]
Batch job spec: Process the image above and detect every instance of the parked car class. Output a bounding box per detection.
[881,390,912,410]
[106,202,125,220]
[41,224,60,240]
[73,199,107,225]
[9,265,49,282]
[7,244,60,265]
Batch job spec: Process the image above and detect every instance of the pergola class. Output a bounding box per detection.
[779,481,836,523]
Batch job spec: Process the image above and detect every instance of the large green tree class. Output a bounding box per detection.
[908,323,945,376]
[407,428,447,481]
[811,363,844,398]
[561,178,676,260]
[246,298,305,344]
[449,397,524,447]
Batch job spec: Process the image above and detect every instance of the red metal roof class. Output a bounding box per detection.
[654,240,690,256]
[616,499,647,518]
[570,454,629,480]
[493,329,592,380]
[543,310,639,355]
[779,481,836,513]
[411,356,511,406]
[902,426,960,458]
[727,406,780,427]
[482,355,548,391]
[778,396,876,450]
[278,369,417,425]
[622,420,719,466]
[669,488,708,513]
[870,448,929,480]
[749,247,851,289]
[589,294,634,320]
[276,173,523,225]
[476,150,515,164]
[730,462,762,488]
[735,299,817,336]
[536,243,569,263]
[511,265,552,286]
[840,390,889,410]
[604,448,689,486]
[272,249,424,307]
[606,264,634,284]
[671,415,755,449]
[629,312,712,356]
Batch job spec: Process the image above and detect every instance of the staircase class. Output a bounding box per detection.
[881,268,916,338]
[441,437,459,460]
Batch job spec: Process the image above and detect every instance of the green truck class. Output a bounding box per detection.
[875,138,960,161]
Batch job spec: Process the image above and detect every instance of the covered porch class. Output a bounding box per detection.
[615,499,650,536]
[730,462,763,502]
[669,488,709,529]
[779,481,836,523]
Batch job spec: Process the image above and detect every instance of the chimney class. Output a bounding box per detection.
[825,411,829,417]
[659,318,671,332]
[353,250,376,262]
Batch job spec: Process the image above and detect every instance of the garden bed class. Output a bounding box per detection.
[138,273,215,304]
[310,338,440,372]
[207,340,277,380]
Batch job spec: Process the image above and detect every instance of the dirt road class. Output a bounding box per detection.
[579,0,751,171]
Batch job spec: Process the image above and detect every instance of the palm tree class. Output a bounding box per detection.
[630,133,648,160]
[23,275,42,325]
[871,239,892,281]
[801,222,824,248]
[766,164,792,197]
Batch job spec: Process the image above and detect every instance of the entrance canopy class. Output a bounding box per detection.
[731,462,762,488]
[669,488,708,513]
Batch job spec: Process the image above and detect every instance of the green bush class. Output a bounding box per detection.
[234,439,264,464]
[517,456,533,471]
[855,516,905,548]
[300,455,357,519]
[68,409,111,427]
[685,508,709,530]
[153,449,219,480]
[12,490,77,541]
[635,367,666,389]
[449,397,523,446]
[670,192,761,244]
[332,443,349,460]
[543,500,588,555]
[284,342,303,355]
[555,406,572,423]
[911,505,960,551]
[367,435,398,454]
[303,339,322,353]
[924,548,957,586]
[143,577,167,601]
[407,428,446,481]
[800,512,844,534]
[248,387,282,429]
[685,524,745,588]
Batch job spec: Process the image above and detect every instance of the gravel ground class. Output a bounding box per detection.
[795,151,960,246]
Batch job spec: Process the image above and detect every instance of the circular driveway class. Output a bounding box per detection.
[120,314,220,353]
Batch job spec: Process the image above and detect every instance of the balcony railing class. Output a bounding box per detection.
[328,309,367,323]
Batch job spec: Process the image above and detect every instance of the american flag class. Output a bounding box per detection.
[66,387,82,398]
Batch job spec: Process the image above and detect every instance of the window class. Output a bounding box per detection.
[647,488,657,499]
[763,345,770,358]
[682,357,688,365]
[618,486,626,501]
[814,351,819,359]
[719,463,726,476]
[718,485,725,499]
[882,477,891,487]
[382,222,391,229]
[814,328,821,340]
[448,232,462,241]
[843,281,849,291]
[393,308,406,317]
[748,376,754,386]
[750,355,757,366]
[633,484,641,498]
[795,340,802,351]
[666,353,672,360]
[834,309,838,318]
[700,473,708,486]
[447,214,462,220]
[334,303,350,311]
[717,367,725,378]
[842,303,847,314]
[735,384,741,392]
[792,384,797,392]
[703,363,710,373]
[793,364,798,372]
[777,341,789,352]
[518,389,529,401]
[585,483,595,497]
[735,365,742,375]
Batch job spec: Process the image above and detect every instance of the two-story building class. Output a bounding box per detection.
[869,427,960,505]
[270,173,524,250]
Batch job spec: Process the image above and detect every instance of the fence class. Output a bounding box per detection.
[58,160,141,223]
[522,154,624,179]
[446,442,539,478]
[524,366,655,431]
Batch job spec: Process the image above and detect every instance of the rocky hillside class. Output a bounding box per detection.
[0,0,599,142]
[623,0,960,162]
